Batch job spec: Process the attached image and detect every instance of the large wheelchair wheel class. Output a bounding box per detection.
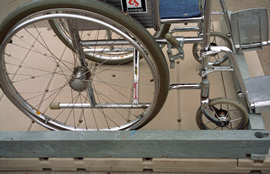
[196,98,249,130]
[0,0,169,130]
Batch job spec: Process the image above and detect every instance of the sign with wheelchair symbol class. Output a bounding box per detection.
[121,0,147,13]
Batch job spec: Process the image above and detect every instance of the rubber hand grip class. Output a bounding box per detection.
[50,102,60,109]
[165,33,179,47]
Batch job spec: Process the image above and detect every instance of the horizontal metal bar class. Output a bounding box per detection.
[83,48,133,53]
[235,43,263,50]
[202,66,234,76]
[50,102,149,109]
[81,39,131,46]
[169,83,201,90]
[161,16,204,24]
[81,37,203,47]
[169,27,200,34]
[211,11,224,15]
[235,41,270,50]
[0,130,269,158]
[156,37,203,44]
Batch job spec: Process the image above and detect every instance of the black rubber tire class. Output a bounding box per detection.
[153,24,171,39]
[0,0,170,130]
[196,98,249,130]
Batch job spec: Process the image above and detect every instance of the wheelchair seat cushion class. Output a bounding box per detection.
[159,0,202,19]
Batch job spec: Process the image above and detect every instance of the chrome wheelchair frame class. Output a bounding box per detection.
[0,0,269,131]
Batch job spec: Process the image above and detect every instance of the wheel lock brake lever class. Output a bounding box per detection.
[165,33,184,69]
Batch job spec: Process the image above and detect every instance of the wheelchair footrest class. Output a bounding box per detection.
[244,75,270,113]
[231,8,269,51]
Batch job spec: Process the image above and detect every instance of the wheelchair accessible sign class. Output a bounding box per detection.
[121,0,148,13]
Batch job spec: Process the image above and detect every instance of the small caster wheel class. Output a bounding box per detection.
[192,32,232,66]
[196,98,249,130]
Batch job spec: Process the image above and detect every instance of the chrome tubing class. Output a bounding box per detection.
[219,0,232,35]
[161,16,204,24]
[169,83,201,90]
[50,102,150,109]
[200,0,225,126]
[200,46,248,126]
[156,37,203,44]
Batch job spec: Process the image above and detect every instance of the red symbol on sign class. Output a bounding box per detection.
[134,82,138,100]
[129,0,139,7]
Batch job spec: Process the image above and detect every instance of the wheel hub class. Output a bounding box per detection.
[69,66,91,92]
[216,109,230,127]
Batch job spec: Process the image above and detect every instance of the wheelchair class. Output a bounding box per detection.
[0,0,268,131]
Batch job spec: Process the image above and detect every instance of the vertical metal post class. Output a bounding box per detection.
[202,0,212,70]
[66,19,88,67]
[66,19,96,106]
[106,29,114,51]
[219,0,232,35]
[201,0,212,98]
[133,49,140,104]
[200,0,223,125]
